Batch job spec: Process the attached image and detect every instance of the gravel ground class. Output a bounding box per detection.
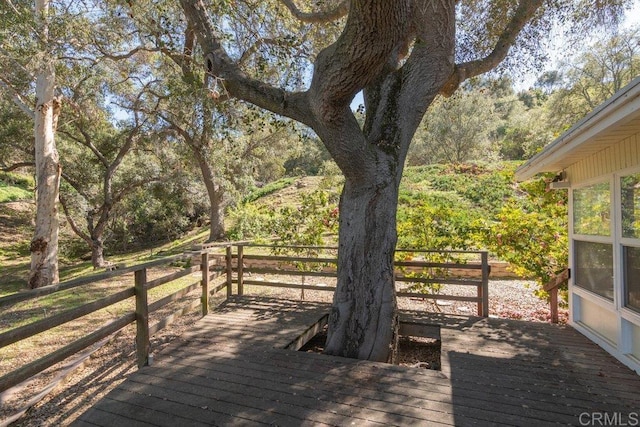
[1,279,565,426]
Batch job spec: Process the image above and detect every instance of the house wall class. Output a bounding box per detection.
[565,130,640,374]
[567,133,640,185]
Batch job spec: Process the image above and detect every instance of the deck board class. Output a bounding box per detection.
[73,296,640,426]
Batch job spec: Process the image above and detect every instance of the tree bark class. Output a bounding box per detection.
[91,237,106,268]
[180,0,543,361]
[193,146,225,242]
[29,0,60,289]
[324,171,401,362]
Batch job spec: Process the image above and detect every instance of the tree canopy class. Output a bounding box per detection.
[177,0,633,362]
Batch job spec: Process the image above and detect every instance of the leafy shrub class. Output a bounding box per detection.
[397,192,481,251]
[476,174,568,299]
[268,190,339,247]
[243,177,295,203]
[227,204,272,241]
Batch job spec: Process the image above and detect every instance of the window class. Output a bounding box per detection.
[621,173,640,239]
[625,246,640,312]
[574,240,614,300]
[573,182,611,236]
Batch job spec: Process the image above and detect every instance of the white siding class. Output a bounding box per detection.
[577,296,618,345]
[568,133,640,185]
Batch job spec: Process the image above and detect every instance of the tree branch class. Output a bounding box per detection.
[1,162,34,172]
[60,171,93,202]
[279,0,349,23]
[58,194,91,244]
[179,0,311,125]
[441,0,544,96]
[0,78,34,119]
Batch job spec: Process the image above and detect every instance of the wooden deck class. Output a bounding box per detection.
[73,296,640,426]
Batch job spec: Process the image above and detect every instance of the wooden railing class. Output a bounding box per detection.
[0,243,490,399]
[228,244,491,317]
[543,268,570,323]
[0,247,229,394]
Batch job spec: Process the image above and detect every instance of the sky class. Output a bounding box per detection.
[350,0,640,109]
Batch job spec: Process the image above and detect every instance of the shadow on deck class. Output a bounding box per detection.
[73,296,640,426]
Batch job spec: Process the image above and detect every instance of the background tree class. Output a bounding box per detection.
[409,87,501,165]
[547,26,640,132]
[179,0,631,362]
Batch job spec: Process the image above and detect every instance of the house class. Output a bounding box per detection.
[516,76,640,374]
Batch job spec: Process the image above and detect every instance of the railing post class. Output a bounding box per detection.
[237,245,244,296]
[135,268,150,368]
[480,251,489,317]
[226,245,233,298]
[201,252,210,316]
[550,287,559,323]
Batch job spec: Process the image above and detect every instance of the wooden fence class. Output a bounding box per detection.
[227,244,490,316]
[0,243,490,396]
[0,247,229,394]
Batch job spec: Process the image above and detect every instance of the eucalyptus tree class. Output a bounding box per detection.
[0,0,63,287]
[179,0,629,362]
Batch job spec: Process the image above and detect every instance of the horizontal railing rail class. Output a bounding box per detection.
[0,242,490,407]
[0,249,226,394]
[229,244,490,317]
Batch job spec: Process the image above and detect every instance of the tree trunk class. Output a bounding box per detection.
[29,0,60,288]
[91,238,106,268]
[324,174,401,362]
[193,146,225,242]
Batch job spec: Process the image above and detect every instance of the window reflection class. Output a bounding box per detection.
[574,240,614,300]
[625,246,640,312]
[621,174,640,239]
[573,182,611,236]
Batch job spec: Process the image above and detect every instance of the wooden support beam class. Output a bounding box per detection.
[202,252,210,316]
[135,268,150,368]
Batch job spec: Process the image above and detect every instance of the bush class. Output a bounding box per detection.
[243,177,295,203]
[476,174,568,299]
[226,204,272,241]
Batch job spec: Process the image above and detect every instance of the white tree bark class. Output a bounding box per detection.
[29,0,60,288]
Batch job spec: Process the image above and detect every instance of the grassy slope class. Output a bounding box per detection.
[0,163,522,296]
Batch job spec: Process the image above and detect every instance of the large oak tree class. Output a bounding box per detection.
[179,0,629,361]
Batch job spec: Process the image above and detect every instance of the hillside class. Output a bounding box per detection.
[1,161,563,295]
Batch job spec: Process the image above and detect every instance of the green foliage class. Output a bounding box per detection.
[398,192,481,251]
[0,172,32,202]
[107,182,208,253]
[268,190,339,248]
[477,175,568,298]
[226,204,273,241]
[409,86,502,165]
[0,181,32,203]
[243,177,296,203]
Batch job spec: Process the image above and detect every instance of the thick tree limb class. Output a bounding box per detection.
[179,0,311,125]
[309,0,411,116]
[279,0,349,23]
[441,0,544,96]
